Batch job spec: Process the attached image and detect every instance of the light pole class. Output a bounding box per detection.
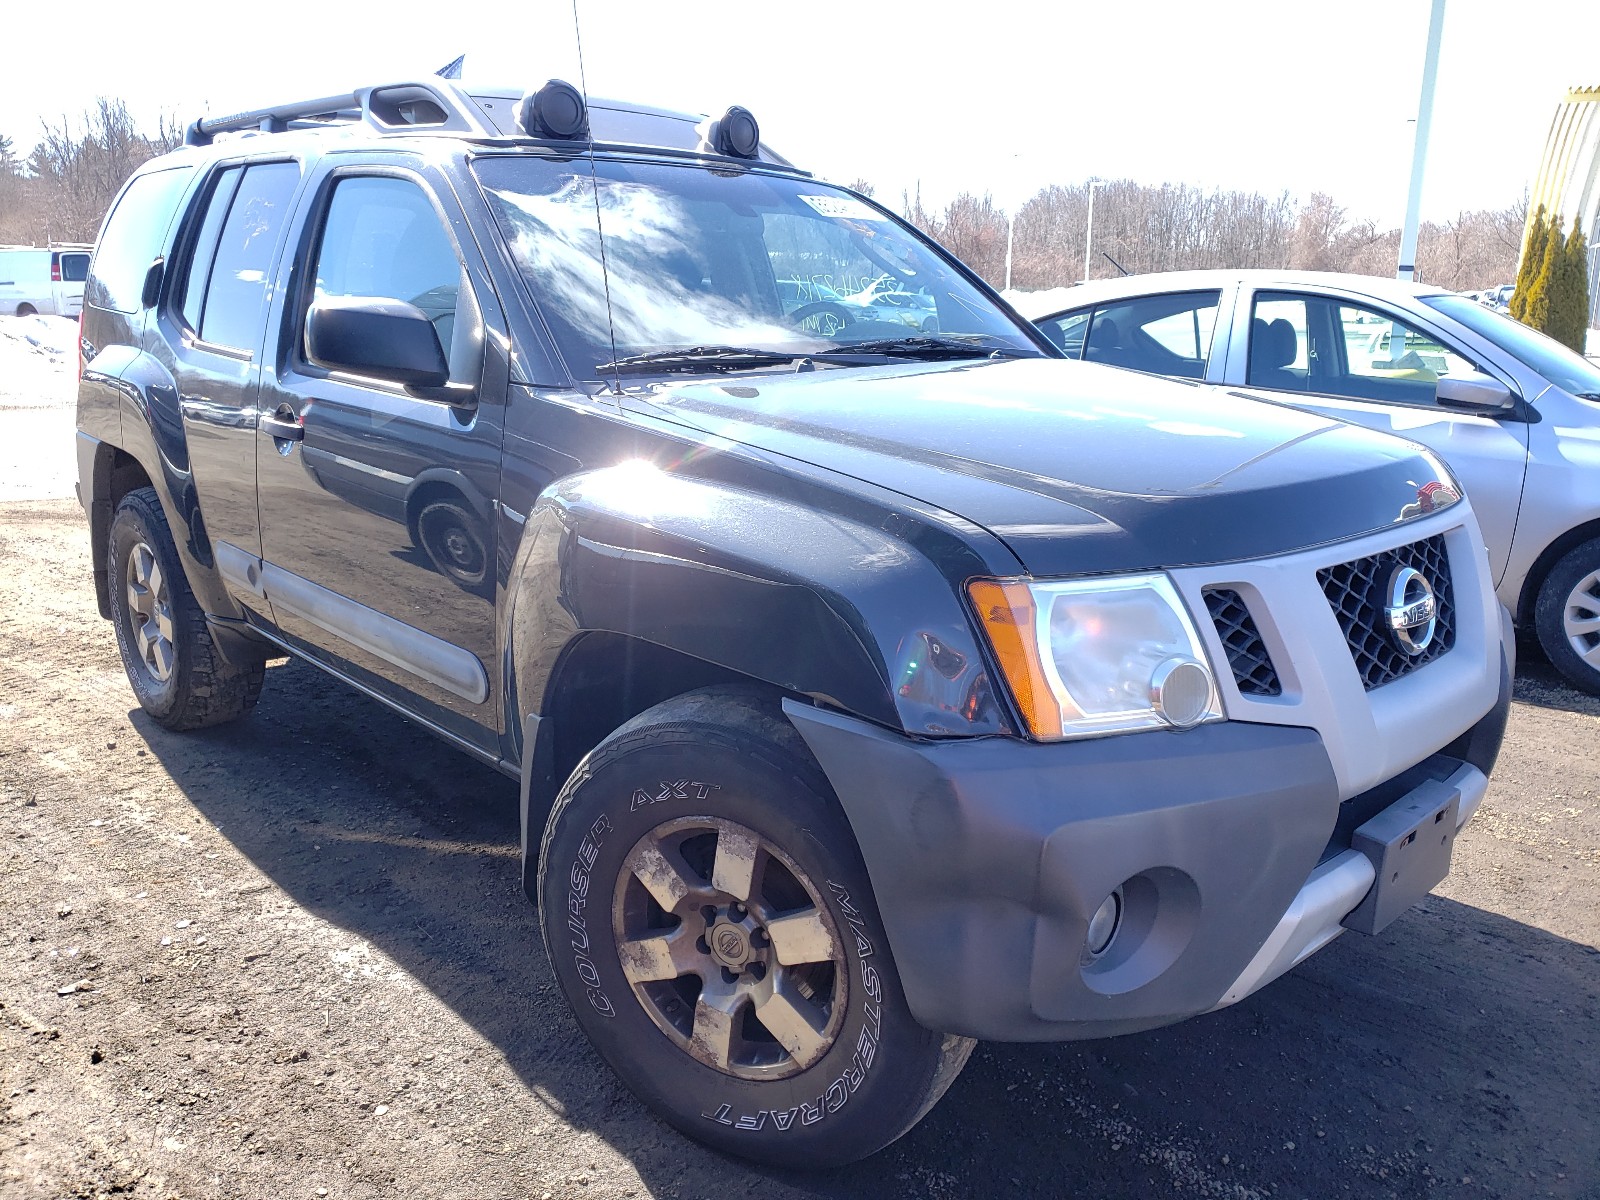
[1397,0,1445,281]
[1083,179,1105,284]
[1005,211,1017,292]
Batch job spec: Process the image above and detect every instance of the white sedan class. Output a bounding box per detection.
[1030,269,1600,693]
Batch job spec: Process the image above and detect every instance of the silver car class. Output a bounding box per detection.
[1030,269,1600,693]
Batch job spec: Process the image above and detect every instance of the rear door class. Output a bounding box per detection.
[1221,286,1530,583]
[250,156,510,748]
[155,158,305,579]
[54,250,91,316]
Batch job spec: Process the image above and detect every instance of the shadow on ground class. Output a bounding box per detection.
[136,657,1600,1199]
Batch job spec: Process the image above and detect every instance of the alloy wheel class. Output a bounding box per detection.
[1562,568,1600,666]
[612,815,846,1080]
[125,541,176,683]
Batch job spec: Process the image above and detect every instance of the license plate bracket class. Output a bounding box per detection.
[1342,777,1460,935]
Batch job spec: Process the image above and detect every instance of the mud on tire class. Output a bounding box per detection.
[537,687,973,1168]
[108,487,266,731]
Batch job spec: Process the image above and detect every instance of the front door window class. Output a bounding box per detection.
[1248,292,1472,406]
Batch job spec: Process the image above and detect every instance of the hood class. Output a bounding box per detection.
[641,357,1457,576]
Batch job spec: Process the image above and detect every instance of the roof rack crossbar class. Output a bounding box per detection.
[184,80,500,146]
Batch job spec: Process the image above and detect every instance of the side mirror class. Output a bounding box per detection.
[306,296,451,390]
[1436,370,1516,412]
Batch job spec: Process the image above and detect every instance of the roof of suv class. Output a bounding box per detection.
[176,77,804,175]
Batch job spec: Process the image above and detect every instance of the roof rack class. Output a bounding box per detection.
[180,78,808,176]
[184,79,500,146]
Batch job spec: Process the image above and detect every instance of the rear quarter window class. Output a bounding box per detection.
[88,166,196,313]
[58,253,90,283]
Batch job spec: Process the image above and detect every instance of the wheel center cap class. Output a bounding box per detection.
[708,921,752,968]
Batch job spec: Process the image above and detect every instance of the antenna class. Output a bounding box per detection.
[571,0,623,401]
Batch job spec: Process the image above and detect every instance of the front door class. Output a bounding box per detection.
[1227,288,1531,585]
[252,162,509,748]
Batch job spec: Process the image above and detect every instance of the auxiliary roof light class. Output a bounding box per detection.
[519,79,588,140]
[713,105,760,158]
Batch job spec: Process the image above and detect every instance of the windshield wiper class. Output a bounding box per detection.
[812,335,1033,362]
[595,346,804,375]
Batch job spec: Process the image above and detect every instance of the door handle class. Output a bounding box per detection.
[261,403,304,443]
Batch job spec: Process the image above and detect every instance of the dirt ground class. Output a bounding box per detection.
[1,326,1598,1198]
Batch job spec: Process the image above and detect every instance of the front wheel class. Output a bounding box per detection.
[1535,538,1600,695]
[537,688,972,1167]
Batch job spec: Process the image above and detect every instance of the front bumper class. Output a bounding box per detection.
[783,655,1510,1042]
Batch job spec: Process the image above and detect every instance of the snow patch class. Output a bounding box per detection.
[0,314,79,361]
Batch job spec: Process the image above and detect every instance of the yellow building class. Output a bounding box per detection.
[1528,85,1600,327]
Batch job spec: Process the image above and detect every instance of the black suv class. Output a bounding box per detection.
[76,78,1512,1167]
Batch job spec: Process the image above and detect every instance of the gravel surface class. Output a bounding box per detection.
[1,322,1597,1198]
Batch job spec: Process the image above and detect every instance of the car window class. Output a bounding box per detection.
[1249,291,1471,407]
[199,162,300,353]
[58,253,90,283]
[1039,311,1090,357]
[177,166,243,334]
[87,166,196,314]
[310,176,466,365]
[1077,291,1220,379]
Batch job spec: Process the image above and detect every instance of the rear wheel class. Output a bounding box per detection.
[537,688,973,1167]
[109,487,265,730]
[15,303,36,317]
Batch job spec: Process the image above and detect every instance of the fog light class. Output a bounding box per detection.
[1085,888,1123,958]
[1150,657,1214,729]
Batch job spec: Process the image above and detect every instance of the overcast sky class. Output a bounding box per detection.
[5,0,1597,226]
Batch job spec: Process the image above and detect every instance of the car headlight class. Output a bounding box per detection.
[967,573,1223,740]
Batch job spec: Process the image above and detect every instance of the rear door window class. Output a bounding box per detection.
[88,166,196,313]
[58,253,90,282]
[177,166,243,334]
[197,161,300,354]
[1079,291,1220,378]
[1038,310,1090,357]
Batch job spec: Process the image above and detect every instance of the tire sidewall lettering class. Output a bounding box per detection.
[566,813,615,1017]
[561,779,722,1018]
[699,879,882,1134]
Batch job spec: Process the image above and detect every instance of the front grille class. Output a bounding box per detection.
[1318,534,1454,690]
[1204,588,1282,696]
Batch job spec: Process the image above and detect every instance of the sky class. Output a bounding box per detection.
[4,0,1598,227]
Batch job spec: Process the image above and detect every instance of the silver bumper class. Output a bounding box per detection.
[1210,761,1487,1011]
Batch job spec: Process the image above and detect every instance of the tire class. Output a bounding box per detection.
[16,303,36,318]
[1535,538,1600,695]
[537,687,974,1167]
[108,487,266,730]
[414,497,490,594]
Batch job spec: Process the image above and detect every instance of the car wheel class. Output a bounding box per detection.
[537,687,974,1167]
[109,487,266,730]
[1534,538,1600,695]
[16,303,36,318]
[415,497,490,593]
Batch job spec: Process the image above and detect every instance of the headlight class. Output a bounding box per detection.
[968,573,1223,740]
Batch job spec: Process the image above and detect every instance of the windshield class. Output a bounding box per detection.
[473,156,1042,378]
[1426,295,1600,398]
